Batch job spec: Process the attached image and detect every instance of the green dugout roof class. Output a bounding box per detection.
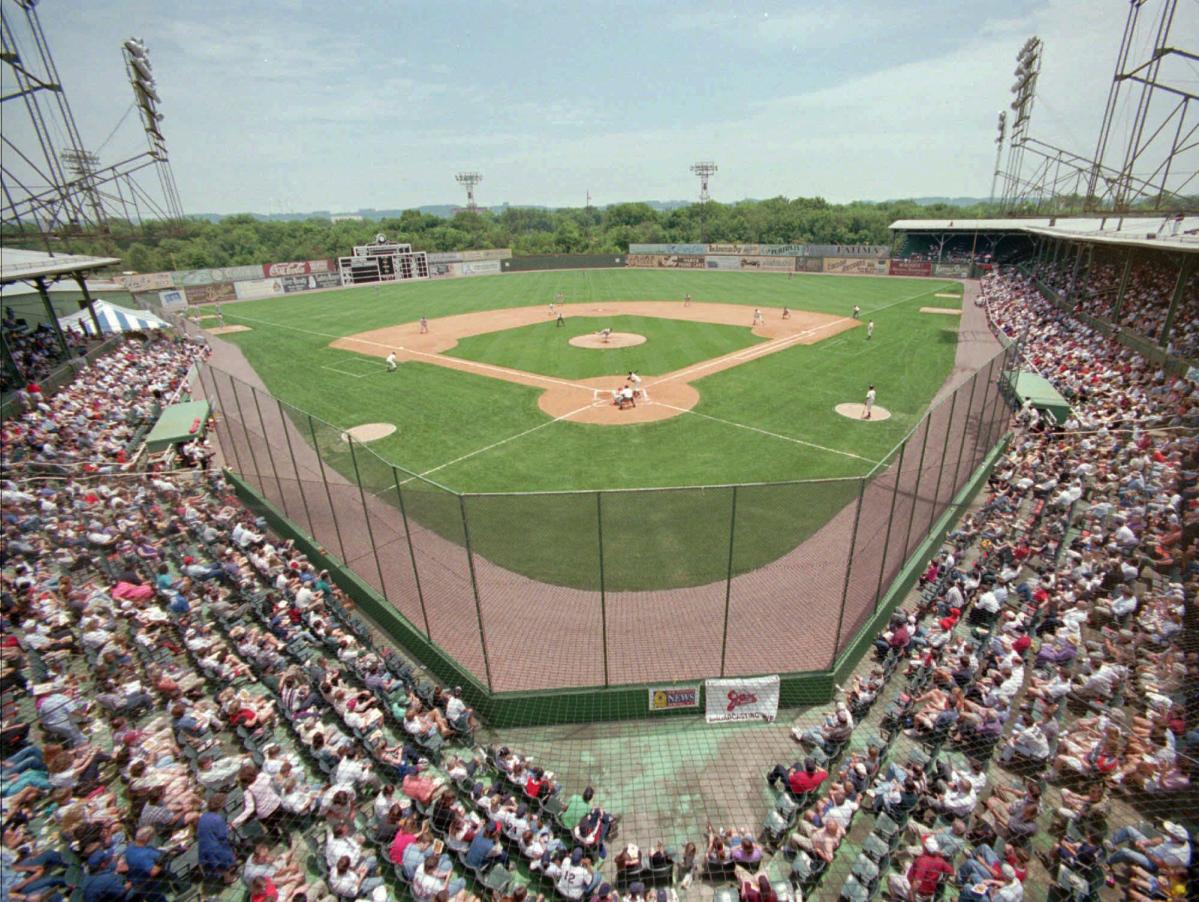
[1005,371,1071,424]
[145,400,210,452]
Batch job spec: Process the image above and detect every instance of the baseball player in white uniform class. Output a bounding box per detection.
[628,371,644,401]
[753,308,765,326]
[864,385,877,419]
[385,352,398,372]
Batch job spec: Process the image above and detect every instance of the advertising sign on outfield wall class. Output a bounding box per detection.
[461,260,502,276]
[739,255,796,272]
[121,272,175,292]
[429,262,462,278]
[262,259,337,278]
[628,243,707,255]
[234,278,286,300]
[705,255,742,271]
[427,252,463,264]
[809,244,889,258]
[797,257,824,272]
[627,254,705,269]
[933,263,971,278]
[184,282,237,304]
[823,257,881,275]
[459,248,512,262]
[757,244,811,257]
[708,243,762,256]
[705,675,780,723]
[889,260,933,277]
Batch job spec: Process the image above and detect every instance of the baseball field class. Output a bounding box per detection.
[209,268,965,592]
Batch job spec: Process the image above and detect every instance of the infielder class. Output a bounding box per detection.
[385,352,398,372]
[864,385,876,420]
[753,308,765,326]
[782,306,791,320]
[556,311,566,328]
[419,316,429,334]
[866,320,875,340]
[683,293,691,307]
[852,305,861,320]
[548,302,557,318]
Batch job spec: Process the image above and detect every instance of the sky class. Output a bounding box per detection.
[5,0,1197,214]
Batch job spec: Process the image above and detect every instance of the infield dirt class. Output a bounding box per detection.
[330,301,858,425]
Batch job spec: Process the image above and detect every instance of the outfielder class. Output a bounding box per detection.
[866,320,875,340]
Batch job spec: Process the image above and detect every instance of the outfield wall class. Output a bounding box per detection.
[501,254,626,271]
[198,341,1014,711]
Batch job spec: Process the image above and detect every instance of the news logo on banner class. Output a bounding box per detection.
[757,244,810,257]
[461,260,501,276]
[157,289,187,312]
[648,685,700,712]
[121,272,174,292]
[704,675,780,723]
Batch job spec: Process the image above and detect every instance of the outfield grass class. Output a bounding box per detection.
[218,269,965,589]
[444,315,763,379]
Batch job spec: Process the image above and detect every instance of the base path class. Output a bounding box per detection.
[330,301,857,426]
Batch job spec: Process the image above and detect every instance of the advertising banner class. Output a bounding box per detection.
[427,252,463,264]
[739,255,796,272]
[708,243,762,256]
[648,685,700,713]
[122,272,174,292]
[429,262,461,279]
[461,260,502,276]
[704,675,780,723]
[459,248,512,262]
[933,263,971,278]
[705,255,742,271]
[628,254,705,269]
[797,257,824,272]
[234,278,285,300]
[628,243,706,255]
[157,289,187,312]
[809,244,889,258]
[262,259,337,278]
[184,282,237,305]
[889,260,933,277]
[758,244,811,257]
[823,257,880,275]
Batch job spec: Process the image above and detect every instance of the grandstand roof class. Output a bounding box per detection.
[0,246,122,285]
[889,216,1199,253]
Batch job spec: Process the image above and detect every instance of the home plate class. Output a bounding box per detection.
[340,423,397,442]
[835,403,892,421]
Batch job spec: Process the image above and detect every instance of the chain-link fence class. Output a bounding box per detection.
[198,344,1013,694]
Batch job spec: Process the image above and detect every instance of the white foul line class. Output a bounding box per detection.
[653,402,882,464]
[401,402,596,484]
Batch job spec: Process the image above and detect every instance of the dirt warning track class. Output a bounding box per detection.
[330,301,857,425]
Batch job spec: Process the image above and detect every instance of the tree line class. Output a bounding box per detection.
[9,197,1004,272]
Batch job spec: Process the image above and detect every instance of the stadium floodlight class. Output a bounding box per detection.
[690,161,717,243]
[455,172,482,213]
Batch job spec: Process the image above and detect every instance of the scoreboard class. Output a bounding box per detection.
[338,234,430,286]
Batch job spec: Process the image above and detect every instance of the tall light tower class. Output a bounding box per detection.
[455,172,482,213]
[690,161,717,243]
[988,111,1006,206]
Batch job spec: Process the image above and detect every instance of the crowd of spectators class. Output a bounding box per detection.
[1031,253,1199,360]
[0,336,631,902]
[752,265,1195,900]
[2,259,1196,902]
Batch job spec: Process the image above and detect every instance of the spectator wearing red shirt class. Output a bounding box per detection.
[906,838,954,896]
[766,758,827,798]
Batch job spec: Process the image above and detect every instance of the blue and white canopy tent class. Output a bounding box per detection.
[58,299,167,335]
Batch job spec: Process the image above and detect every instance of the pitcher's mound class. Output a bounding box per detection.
[835,403,892,421]
[340,423,397,442]
[569,332,646,349]
[208,324,252,335]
